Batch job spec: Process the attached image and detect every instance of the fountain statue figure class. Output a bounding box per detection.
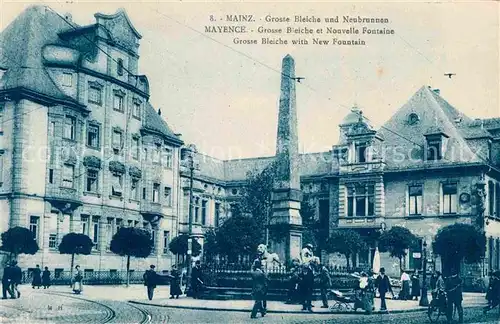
[256,244,281,272]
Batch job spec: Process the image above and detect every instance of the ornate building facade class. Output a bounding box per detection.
[1,6,500,278]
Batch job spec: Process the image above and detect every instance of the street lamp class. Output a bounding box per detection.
[419,240,429,306]
[185,154,195,296]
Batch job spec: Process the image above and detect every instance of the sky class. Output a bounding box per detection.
[1,0,499,160]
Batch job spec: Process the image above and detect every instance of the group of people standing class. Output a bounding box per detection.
[399,270,421,301]
[30,264,52,289]
[142,261,203,301]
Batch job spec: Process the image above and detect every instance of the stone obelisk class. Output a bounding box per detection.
[268,54,303,264]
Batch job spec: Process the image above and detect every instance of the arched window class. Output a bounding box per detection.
[117,58,124,76]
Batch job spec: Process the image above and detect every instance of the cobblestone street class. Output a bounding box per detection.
[0,285,498,323]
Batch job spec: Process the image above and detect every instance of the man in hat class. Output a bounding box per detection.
[143,265,157,301]
[190,260,203,299]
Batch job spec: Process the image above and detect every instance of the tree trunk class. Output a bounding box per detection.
[126,255,130,287]
[399,257,403,274]
[345,254,351,270]
[70,253,75,287]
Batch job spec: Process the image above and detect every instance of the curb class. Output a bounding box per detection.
[129,300,483,315]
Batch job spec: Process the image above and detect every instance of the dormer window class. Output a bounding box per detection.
[427,141,442,160]
[424,128,448,161]
[117,59,124,76]
[355,143,367,163]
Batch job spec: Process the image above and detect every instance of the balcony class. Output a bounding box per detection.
[338,216,386,229]
[140,201,164,224]
[44,186,82,212]
[339,160,385,175]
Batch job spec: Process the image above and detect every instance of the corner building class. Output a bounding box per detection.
[0,6,182,272]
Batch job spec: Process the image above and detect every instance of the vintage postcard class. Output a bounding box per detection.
[0,0,498,323]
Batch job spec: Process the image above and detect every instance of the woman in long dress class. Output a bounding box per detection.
[32,264,42,289]
[169,265,182,299]
[72,265,83,294]
[411,271,421,301]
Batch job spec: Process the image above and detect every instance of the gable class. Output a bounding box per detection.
[94,9,141,53]
[377,86,480,169]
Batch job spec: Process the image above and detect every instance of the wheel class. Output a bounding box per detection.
[427,303,441,323]
[337,304,345,312]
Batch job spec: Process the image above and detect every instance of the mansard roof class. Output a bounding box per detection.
[0,5,81,105]
[142,102,183,146]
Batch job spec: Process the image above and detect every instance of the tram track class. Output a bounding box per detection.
[40,290,152,323]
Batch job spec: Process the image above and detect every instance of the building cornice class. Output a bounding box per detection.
[0,87,89,114]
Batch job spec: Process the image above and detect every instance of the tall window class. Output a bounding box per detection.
[106,218,113,250]
[163,231,170,254]
[86,169,98,193]
[496,183,500,220]
[49,234,57,248]
[427,141,442,160]
[356,143,367,163]
[87,124,100,149]
[164,187,172,206]
[489,181,495,216]
[81,215,90,236]
[117,58,124,76]
[152,183,160,203]
[88,84,102,105]
[112,129,123,152]
[92,216,99,247]
[62,72,72,87]
[115,218,122,234]
[214,202,221,227]
[347,184,375,217]
[131,137,140,160]
[153,144,161,163]
[113,93,125,112]
[130,178,139,200]
[62,164,74,188]
[409,185,423,216]
[151,230,156,252]
[111,174,123,197]
[442,183,457,214]
[194,197,200,223]
[133,101,141,119]
[29,216,39,242]
[201,200,207,225]
[164,148,173,169]
[64,115,76,140]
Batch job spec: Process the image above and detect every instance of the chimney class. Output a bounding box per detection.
[433,88,440,95]
[64,13,72,22]
[158,108,161,116]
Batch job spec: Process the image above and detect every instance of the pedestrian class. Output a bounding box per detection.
[169,265,182,299]
[190,260,203,299]
[72,265,83,294]
[9,260,22,299]
[365,270,376,314]
[445,270,464,323]
[32,264,42,289]
[484,270,500,314]
[411,270,421,301]
[42,267,51,289]
[375,267,394,312]
[299,264,314,312]
[143,264,157,301]
[430,271,438,300]
[400,270,410,300]
[433,271,446,306]
[319,265,331,308]
[285,259,300,304]
[2,263,12,299]
[250,259,267,319]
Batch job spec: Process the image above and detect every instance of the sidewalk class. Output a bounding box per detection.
[20,284,486,315]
